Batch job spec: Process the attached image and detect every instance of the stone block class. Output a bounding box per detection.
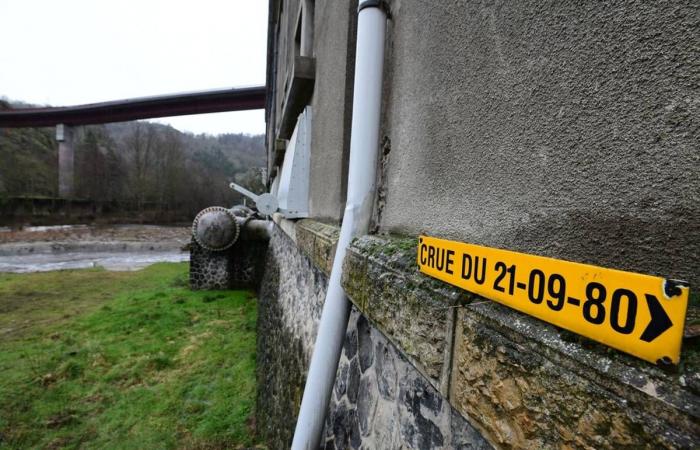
[342,235,469,394]
[189,238,267,290]
[450,301,700,449]
[296,219,340,276]
[323,307,491,450]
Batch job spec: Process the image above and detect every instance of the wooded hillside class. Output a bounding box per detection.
[0,102,266,219]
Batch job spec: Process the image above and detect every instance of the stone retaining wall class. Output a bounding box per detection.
[189,239,268,290]
[256,225,327,448]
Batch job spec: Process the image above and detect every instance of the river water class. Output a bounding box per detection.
[0,225,190,273]
[0,251,189,273]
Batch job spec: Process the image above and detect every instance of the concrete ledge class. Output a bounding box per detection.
[341,233,700,449]
[278,56,316,140]
[272,213,298,243]
[271,215,339,277]
[296,220,340,276]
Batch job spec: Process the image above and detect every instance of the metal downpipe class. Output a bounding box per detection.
[291,2,388,449]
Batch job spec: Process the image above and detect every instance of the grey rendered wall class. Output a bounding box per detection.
[273,0,300,135]
[267,1,356,223]
[379,0,700,287]
[308,0,357,222]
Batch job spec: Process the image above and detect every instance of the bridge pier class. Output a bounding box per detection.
[56,124,74,198]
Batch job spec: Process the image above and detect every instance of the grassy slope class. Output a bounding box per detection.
[0,263,262,450]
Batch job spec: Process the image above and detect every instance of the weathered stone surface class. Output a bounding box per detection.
[342,235,466,393]
[189,238,267,290]
[240,219,699,449]
[296,219,340,276]
[338,231,699,449]
[323,308,491,450]
[257,222,488,449]
[451,302,700,449]
[256,225,327,449]
[346,358,360,405]
[357,315,374,373]
[451,408,492,450]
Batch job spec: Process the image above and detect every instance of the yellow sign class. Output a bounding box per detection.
[417,235,690,365]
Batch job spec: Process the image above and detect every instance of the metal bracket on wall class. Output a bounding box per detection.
[277,107,312,219]
[234,108,311,219]
[229,183,279,217]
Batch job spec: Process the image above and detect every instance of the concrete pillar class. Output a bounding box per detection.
[300,0,314,57]
[56,124,74,198]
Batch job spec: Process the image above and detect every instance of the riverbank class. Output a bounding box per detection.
[0,263,263,449]
[0,224,191,244]
[0,224,191,273]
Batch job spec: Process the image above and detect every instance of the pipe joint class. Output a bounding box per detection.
[358,0,391,17]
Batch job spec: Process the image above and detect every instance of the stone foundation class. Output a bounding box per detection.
[189,238,268,290]
[343,235,700,449]
[255,225,327,449]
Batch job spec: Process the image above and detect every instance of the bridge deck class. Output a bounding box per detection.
[0,86,266,127]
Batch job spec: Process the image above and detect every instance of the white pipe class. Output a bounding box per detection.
[239,219,273,241]
[291,3,387,449]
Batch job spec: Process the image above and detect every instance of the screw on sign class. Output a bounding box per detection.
[417,235,690,366]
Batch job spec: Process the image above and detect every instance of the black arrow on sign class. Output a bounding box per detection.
[640,294,673,343]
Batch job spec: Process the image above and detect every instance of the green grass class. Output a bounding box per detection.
[0,263,263,450]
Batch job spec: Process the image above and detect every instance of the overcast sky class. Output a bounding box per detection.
[0,0,267,135]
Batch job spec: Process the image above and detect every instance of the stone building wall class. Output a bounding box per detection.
[266,0,699,285]
[265,0,357,222]
[256,225,326,449]
[256,3,700,448]
[378,0,700,288]
[253,218,698,449]
[256,219,493,449]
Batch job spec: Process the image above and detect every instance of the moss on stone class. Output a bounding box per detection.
[362,235,417,258]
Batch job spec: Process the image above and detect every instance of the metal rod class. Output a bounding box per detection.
[229,182,261,203]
